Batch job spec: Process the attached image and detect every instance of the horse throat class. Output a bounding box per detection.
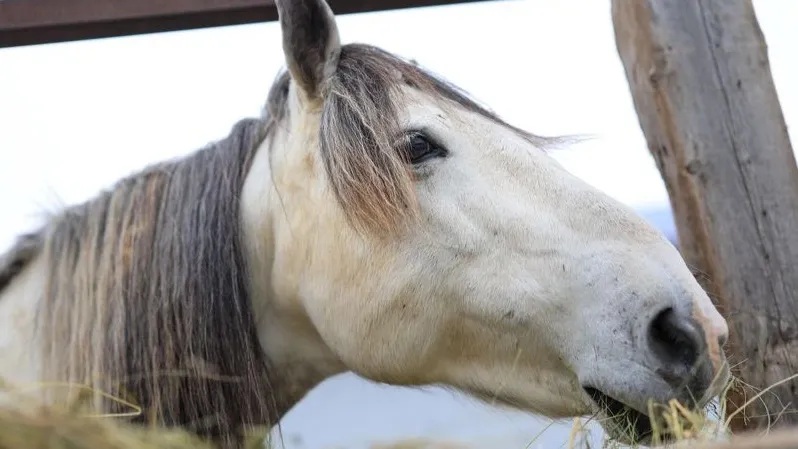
[240,139,347,422]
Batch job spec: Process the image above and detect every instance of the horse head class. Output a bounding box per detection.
[244,0,731,444]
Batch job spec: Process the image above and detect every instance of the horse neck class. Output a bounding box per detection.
[240,132,347,416]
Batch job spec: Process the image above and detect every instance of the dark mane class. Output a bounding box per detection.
[35,115,282,446]
[21,69,291,446]
[0,43,557,447]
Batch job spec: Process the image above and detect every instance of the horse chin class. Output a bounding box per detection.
[584,387,670,447]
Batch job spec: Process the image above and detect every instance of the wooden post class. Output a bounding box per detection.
[611,0,798,432]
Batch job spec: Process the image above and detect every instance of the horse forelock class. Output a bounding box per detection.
[315,43,556,236]
[26,115,287,447]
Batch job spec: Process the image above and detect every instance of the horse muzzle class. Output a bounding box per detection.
[579,305,730,445]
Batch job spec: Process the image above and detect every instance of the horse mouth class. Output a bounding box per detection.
[583,387,658,444]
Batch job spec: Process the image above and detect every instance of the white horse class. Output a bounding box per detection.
[0,0,729,447]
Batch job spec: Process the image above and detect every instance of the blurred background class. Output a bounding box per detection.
[0,0,794,447]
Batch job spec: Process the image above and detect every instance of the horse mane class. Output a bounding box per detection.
[36,117,286,445]
[0,43,558,447]
[0,73,291,447]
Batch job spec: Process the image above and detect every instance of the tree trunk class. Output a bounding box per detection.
[611,0,798,431]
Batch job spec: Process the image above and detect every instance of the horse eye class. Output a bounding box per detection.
[405,133,446,165]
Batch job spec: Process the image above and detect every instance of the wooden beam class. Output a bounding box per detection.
[611,0,798,432]
[0,0,497,48]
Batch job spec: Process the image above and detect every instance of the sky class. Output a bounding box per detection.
[0,0,795,253]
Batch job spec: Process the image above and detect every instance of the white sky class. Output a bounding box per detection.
[0,0,795,254]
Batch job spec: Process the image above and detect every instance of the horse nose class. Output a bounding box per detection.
[647,307,712,398]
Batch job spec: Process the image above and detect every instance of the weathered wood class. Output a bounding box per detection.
[684,429,798,449]
[0,0,498,48]
[611,0,798,432]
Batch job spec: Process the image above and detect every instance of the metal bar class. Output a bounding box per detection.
[0,0,497,49]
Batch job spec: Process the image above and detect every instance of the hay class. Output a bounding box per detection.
[0,404,216,449]
[2,373,797,449]
[0,404,273,449]
[558,371,798,449]
[0,380,269,449]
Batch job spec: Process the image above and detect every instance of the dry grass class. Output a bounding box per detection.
[0,405,214,449]
[0,379,269,449]
[1,374,797,449]
[551,371,798,449]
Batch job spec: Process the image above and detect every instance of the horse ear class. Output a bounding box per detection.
[275,0,341,102]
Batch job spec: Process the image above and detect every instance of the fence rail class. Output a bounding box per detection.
[0,0,498,48]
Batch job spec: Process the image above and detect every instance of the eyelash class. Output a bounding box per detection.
[402,131,448,165]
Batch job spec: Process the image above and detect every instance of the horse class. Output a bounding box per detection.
[0,0,730,447]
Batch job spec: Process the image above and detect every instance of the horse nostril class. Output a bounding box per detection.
[648,307,705,375]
